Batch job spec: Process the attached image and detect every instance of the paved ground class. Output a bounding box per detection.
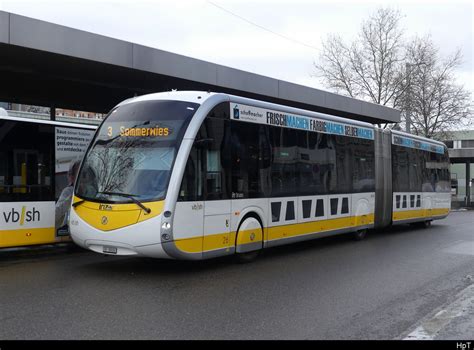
[0,211,473,340]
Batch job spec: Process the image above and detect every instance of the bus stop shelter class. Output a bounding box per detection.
[0,10,400,124]
[449,148,474,207]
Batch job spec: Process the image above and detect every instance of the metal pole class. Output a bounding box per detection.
[466,161,471,207]
[50,105,56,121]
[405,63,412,134]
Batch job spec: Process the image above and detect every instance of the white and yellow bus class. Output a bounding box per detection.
[0,115,96,248]
[70,91,451,261]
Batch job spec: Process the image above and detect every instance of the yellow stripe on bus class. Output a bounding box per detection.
[267,214,374,241]
[236,228,263,246]
[0,227,56,248]
[393,208,450,221]
[174,214,374,254]
[175,232,240,254]
[175,236,204,254]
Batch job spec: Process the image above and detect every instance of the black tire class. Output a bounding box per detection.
[353,228,367,241]
[235,249,261,264]
[411,220,432,229]
[420,220,432,228]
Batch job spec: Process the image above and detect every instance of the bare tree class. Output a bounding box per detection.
[400,36,472,138]
[313,7,473,136]
[314,8,407,108]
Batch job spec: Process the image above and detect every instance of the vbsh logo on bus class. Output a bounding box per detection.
[0,202,54,230]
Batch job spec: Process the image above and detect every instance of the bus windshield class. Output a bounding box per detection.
[75,100,199,203]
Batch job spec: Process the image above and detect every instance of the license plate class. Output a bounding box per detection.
[103,246,117,254]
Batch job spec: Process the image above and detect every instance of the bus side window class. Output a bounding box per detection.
[393,145,409,193]
[269,127,297,197]
[178,145,204,202]
[334,135,352,194]
[203,118,231,200]
[0,120,54,202]
[351,137,375,192]
[231,122,271,199]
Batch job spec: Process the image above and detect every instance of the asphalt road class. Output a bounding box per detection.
[1,211,473,340]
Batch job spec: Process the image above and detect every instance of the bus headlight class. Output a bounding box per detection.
[161,222,171,230]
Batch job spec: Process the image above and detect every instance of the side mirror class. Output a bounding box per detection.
[56,224,70,237]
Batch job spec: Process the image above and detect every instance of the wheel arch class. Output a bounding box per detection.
[234,210,265,254]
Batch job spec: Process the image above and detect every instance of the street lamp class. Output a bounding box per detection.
[405,63,413,134]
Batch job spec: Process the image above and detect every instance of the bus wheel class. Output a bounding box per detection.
[420,220,432,228]
[353,228,367,241]
[235,250,261,264]
[235,216,263,264]
[411,220,432,229]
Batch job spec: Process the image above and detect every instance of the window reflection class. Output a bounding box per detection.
[76,100,198,203]
[0,121,53,202]
[392,144,450,193]
[179,102,377,201]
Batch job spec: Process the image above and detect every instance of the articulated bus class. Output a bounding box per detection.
[70,91,451,261]
[0,114,96,248]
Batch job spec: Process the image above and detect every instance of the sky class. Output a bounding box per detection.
[1,0,472,96]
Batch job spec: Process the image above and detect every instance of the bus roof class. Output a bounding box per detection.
[0,115,97,130]
[391,129,447,148]
[116,91,376,129]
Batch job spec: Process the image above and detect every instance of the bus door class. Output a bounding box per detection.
[175,116,231,255]
[203,146,231,255]
[203,200,231,254]
[201,117,232,255]
[176,130,231,256]
[175,143,205,253]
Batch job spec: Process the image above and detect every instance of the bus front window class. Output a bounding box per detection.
[75,100,199,203]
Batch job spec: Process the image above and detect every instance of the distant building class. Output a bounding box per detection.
[55,108,104,120]
[10,103,50,114]
[442,130,474,207]
[443,130,474,150]
[1,102,104,125]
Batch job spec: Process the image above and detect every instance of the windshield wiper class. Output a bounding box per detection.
[72,200,85,208]
[97,191,151,214]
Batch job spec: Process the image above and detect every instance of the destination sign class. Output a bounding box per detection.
[119,126,170,137]
[230,103,374,140]
[103,123,173,139]
[392,135,445,154]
